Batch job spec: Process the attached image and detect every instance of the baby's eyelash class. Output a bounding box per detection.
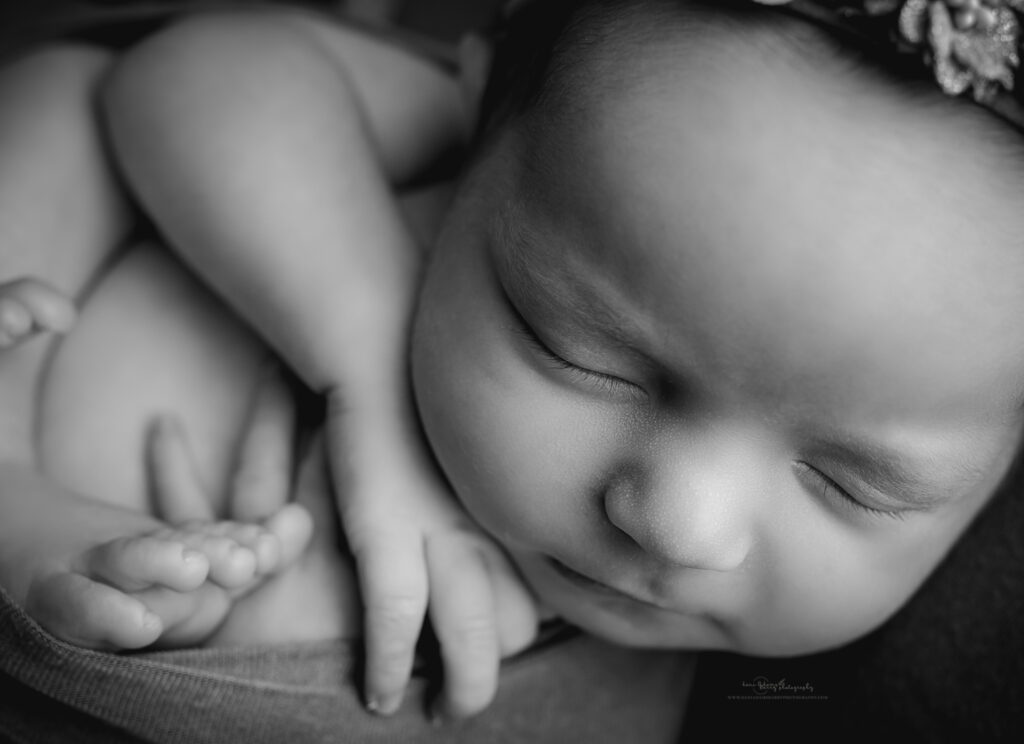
[510,320,635,396]
[796,462,907,522]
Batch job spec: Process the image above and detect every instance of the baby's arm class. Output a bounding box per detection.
[103,9,536,718]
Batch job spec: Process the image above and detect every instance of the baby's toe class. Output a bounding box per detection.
[87,535,210,593]
[188,533,258,588]
[135,583,232,648]
[27,572,162,650]
[264,503,314,565]
[0,298,32,346]
[217,522,283,575]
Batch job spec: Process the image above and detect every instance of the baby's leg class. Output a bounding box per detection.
[139,367,322,648]
[205,431,361,647]
[0,43,353,650]
[0,42,130,296]
[23,516,280,651]
[0,42,131,463]
[25,364,319,651]
[0,44,262,651]
[163,364,359,648]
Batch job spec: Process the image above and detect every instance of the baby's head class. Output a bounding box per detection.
[411,0,1024,656]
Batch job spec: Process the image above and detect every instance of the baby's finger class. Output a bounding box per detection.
[229,361,297,522]
[480,546,539,657]
[0,277,76,334]
[148,416,216,523]
[26,572,162,650]
[83,534,210,593]
[352,528,428,716]
[425,533,500,720]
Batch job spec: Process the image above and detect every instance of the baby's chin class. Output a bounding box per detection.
[515,561,729,650]
[545,594,726,650]
[504,549,901,656]
[564,609,878,657]
[533,582,889,657]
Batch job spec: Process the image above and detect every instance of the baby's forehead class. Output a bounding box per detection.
[495,0,1024,169]
[475,39,1024,372]
[474,0,1024,318]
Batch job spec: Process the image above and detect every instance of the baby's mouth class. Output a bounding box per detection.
[547,557,640,601]
[546,557,704,618]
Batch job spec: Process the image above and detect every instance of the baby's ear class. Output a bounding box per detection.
[457,32,493,135]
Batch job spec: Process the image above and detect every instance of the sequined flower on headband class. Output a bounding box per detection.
[756,0,1024,102]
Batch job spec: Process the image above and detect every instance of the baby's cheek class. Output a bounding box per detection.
[739,518,952,655]
[452,386,622,564]
[415,346,552,550]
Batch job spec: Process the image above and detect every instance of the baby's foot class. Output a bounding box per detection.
[146,519,283,588]
[0,277,76,348]
[25,514,308,651]
[205,437,359,647]
[131,507,314,648]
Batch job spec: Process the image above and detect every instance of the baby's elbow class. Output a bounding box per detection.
[101,10,327,148]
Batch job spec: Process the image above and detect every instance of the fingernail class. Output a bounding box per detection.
[141,610,162,632]
[374,695,402,716]
[367,696,400,716]
[182,549,205,567]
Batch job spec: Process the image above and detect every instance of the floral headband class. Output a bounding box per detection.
[753,0,1024,129]
[501,0,1024,129]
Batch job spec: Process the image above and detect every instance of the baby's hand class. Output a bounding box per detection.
[0,277,76,348]
[327,391,540,721]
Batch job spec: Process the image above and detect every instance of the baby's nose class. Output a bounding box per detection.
[602,432,760,572]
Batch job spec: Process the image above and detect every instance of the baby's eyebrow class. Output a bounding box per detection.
[490,202,636,343]
[491,201,552,298]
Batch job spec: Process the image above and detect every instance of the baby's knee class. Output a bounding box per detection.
[0,42,115,180]
[101,7,333,116]
[0,42,112,107]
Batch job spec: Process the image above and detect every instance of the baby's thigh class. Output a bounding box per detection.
[37,242,269,514]
[0,43,128,288]
[0,43,129,465]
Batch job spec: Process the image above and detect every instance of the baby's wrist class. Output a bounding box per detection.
[323,372,415,424]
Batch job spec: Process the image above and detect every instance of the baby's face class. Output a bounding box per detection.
[411,35,1024,654]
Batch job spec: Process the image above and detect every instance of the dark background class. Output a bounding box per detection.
[0,0,506,43]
